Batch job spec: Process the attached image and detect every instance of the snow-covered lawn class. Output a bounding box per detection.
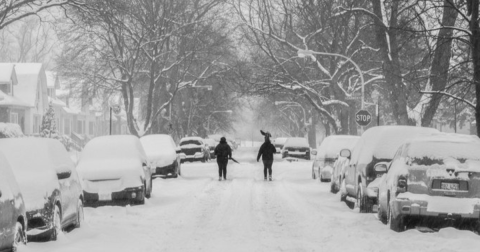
[22,147,480,252]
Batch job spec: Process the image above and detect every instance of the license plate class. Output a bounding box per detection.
[441,182,459,191]
[98,191,112,201]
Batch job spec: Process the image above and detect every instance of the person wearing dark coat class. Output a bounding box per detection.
[257,131,277,181]
[214,137,232,181]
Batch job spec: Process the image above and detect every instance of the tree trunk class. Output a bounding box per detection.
[469,0,480,136]
[371,0,409,125]
[308,112,317,148]
[421,0,458,126]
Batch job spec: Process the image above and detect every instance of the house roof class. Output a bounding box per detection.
[14,63,46,107]
[0,90,31,107]
[0,63,18,85]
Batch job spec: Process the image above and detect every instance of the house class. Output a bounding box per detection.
[0,63,34,133]
[14,63,48,135]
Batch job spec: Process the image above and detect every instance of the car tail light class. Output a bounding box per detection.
[397,176,407,194]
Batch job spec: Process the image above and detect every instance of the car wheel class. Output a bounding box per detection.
[75,199,84,228]
[138,185,146,205]
[146,178,152,198]
[378,203,387,224]
[330,180,338,194]
[12,222,25,251]
[356,185,368,213]
[388,202,404,232]
[312,166,316,179]
[50,205,61,241]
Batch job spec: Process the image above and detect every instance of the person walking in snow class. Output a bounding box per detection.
[257,130,277,181]
[214,137,232,181]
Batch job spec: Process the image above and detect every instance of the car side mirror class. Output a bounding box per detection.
[311,150,317,155]
[57,171,72,180]
[374,162,388,173]
[176,147,182,154]
[0,190,2,198]
[339,149,351,159]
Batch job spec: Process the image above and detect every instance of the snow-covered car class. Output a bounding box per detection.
[0,151,27,250]
[342,126,439,212]
[179,137,210,163]
[281,137,311,160]
[140,134,182,178]
[77,135,152,205]
[376,134,480,232]
[313,135,360,182]
[330,155,350,194]
[273,137,288,154]
[204,138,218,159]
[0,138,84,240]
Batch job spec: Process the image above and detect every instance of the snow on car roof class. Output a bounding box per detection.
[180,136,204,143]
[317,135,360,159]
[284,137,309,148]
[81,135,146,162]
[406,134,480,161]
[351,126,439,164]
[273,137,288,145]
[140,134,177,166]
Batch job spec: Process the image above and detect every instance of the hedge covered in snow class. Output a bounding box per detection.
[0,123,24,138]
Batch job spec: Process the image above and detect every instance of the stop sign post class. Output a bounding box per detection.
[356,110,372,127]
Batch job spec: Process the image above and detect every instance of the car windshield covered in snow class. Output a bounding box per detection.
[81,135,146,161]
[180,138,203,146]
[284,137,309,148]
[405,135,480,166]
[317,135,359,161]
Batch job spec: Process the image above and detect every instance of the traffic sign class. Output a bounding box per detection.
[355,110,372,127]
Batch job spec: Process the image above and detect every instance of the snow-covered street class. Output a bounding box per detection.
[23,147,480,252]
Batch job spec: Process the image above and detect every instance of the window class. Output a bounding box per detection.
[64,118,71,135]
[0,84,10,94]
[10,112,18,124]
[77,120,84,134]
[89,122,94,135]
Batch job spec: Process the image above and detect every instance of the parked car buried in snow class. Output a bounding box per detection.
[204,138,218,159]
[313,135,360,182]
[179,137,210,163]
[0,138,84,240]
[140,134,182,178]
[281,137,311,160]
[273,137,288,154]
[341,126,439,212]
[376,134,480,232]
[77,135,152,205]
[0,152,27,251]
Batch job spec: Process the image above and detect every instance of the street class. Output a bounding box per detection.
[23,147,480,252]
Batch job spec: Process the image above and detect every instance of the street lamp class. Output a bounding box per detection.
[297,49,365,109]
[206,110,233,134]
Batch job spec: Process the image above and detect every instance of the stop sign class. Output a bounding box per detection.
[355,110,372,127]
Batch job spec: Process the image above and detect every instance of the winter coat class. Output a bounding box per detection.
[215,142,232,162]
[257,140,277,161]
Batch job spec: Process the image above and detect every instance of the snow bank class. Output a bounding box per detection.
[351,126,439,164]
[283,137,309,148]
[140,134,177,168]
[317,135,359,159]
[0,138,61,211]
[0,122,24,138]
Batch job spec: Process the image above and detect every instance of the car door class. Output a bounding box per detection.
[0,166,15,250]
